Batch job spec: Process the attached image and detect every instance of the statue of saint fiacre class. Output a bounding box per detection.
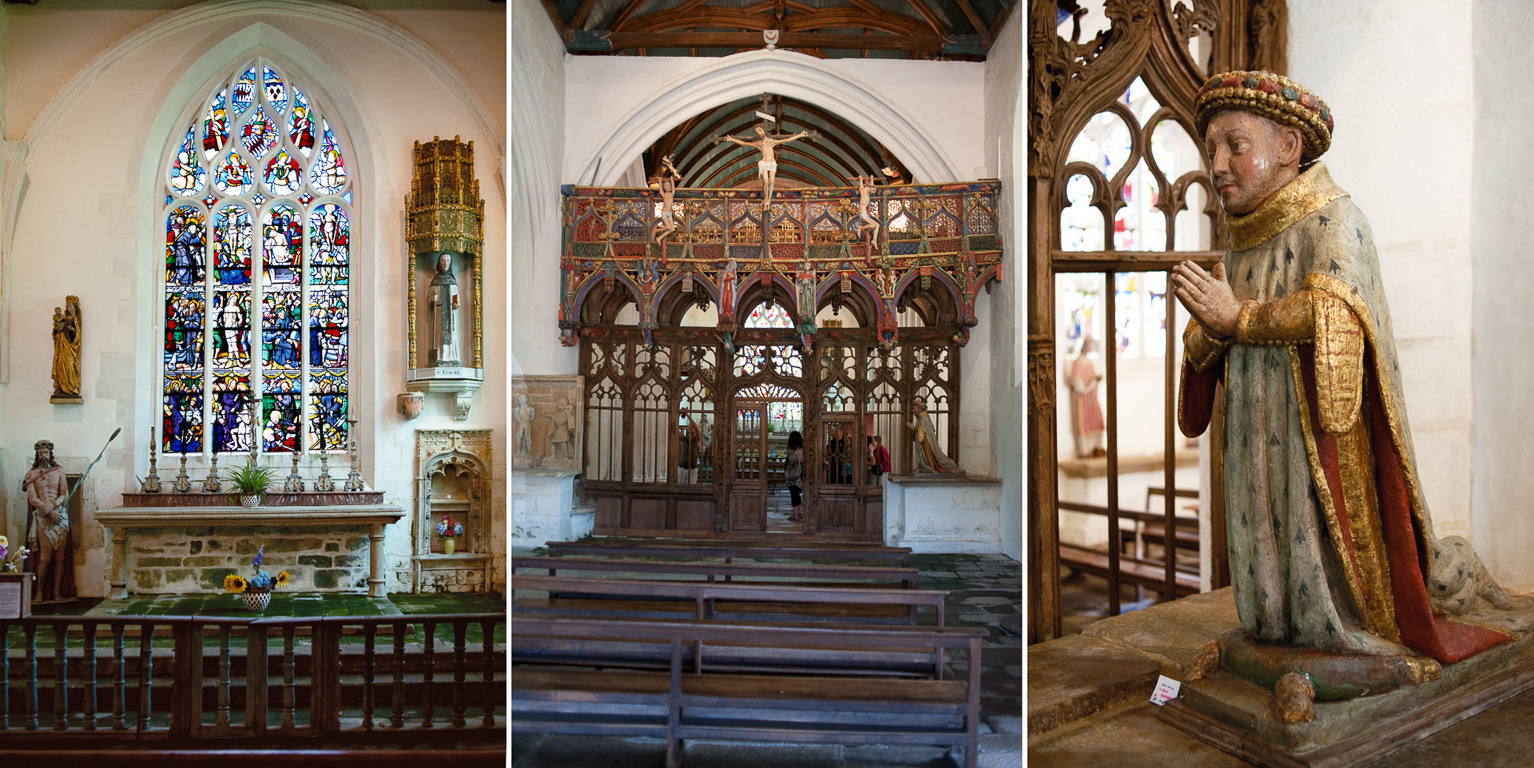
[1174,72,1512,665]
[429,252,460,367]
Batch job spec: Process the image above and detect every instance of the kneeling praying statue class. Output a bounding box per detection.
[1174,71,1515,668]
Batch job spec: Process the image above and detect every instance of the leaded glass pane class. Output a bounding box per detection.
[213,205,252,286]
[163,292,203,372]
[210,372,253,454]
[309,372,348,451]
[202,88,229,159]
[262,291,302,371]
[262,372,301,453]
[161,58,351,455]
[309,204,349,284]
[168,126,205,197]
[310,119,347,194]
[239,105,277,158]
[166,206,205,286]
[262,66,287,115]
[231,66,257,117]
[264,150,302,195]
[163,374,203,453]
[210,291,251,368]
[288,87,314,156]
[213,151,254,196]
[308,292,348,369]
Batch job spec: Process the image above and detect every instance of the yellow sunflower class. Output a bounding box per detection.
[275,571,290,588]
[223,574,248,593]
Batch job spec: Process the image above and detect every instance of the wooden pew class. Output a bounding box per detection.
[545,539,913,567]
[512,616,985,768]
[1058,543,1199,597]
[511,574,947,625]
[512,555,920,590]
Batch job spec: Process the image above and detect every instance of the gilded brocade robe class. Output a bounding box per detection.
[1178,163,1507,664]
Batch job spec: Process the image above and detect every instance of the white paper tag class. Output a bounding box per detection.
[1149,675,1181,706]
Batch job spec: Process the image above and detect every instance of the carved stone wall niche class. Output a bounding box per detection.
[405,137,486,421]
[411,429,493,593]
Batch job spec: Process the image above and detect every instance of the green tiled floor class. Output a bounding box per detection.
[8,592,506,649]
[87,592,398,618]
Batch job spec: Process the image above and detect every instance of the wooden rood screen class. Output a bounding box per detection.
[562,181,1003,540]
[1026,0,1287,642]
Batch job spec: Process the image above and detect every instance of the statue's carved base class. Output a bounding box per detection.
[1218,629,1441,703]
[1158,595,1534,767]
[407,368,483,421]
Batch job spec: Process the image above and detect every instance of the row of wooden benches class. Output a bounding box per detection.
[512,539,987,768]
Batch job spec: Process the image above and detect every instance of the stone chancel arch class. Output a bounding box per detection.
[574,50,965,187]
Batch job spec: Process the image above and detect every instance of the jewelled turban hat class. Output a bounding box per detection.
[1194,71,1333,163]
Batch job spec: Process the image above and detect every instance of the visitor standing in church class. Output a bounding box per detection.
[785,430,804,522]
[676,412,700,484]
[869,434,890,483]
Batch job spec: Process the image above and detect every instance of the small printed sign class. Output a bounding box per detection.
[1149,675,1181,706]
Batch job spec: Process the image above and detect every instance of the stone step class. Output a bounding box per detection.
[1027,633,1161,738]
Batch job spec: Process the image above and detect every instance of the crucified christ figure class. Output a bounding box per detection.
[713,125,816,211]
[651,154,685,255]
[847,175,881,245]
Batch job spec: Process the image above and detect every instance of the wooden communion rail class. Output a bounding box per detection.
[0,613,505,744]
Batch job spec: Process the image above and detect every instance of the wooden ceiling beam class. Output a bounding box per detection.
[952,0,987,36]
[605,31,948,53]
[780,10,931,36]
[624,6,931,37]
[606,0,651,32]
[903,0,945,35]
[988,3,1014,38]
[568,0,603,29]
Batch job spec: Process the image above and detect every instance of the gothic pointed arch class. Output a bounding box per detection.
[158,54,356,456]
[1026,0,1287,643]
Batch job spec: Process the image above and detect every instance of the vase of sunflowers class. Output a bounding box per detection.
[223,545,290,612]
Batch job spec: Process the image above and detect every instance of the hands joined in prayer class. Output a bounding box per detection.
[1172,261,1242,339]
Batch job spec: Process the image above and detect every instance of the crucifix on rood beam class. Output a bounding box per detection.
[710,93,819,214]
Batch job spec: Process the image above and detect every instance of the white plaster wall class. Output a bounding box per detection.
[1471,0,1534,590]
[984,11,1023,562]
[957,290,994,477]
[1290,0,1475,539]
[509,0,572,380]
[563,55,986,187]
[1,1,505,596]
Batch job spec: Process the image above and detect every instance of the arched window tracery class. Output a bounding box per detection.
[161,58,352,456]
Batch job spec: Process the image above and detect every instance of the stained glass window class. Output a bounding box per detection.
[744,302,793,329]
[161,59,351,455]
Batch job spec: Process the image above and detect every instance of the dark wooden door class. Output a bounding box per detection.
[728,403,767,532]
[815,415,862,534]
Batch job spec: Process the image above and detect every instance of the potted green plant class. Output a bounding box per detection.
[223,545,289,612]
[229,460,275,507]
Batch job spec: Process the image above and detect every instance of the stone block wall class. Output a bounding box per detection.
[127,527,371,594]
[417,557,491,593]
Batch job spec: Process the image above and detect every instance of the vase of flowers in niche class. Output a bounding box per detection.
[0,535,32,619]
[223,545,289,612]
[437,516,465,555]
[230,460,275,508]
